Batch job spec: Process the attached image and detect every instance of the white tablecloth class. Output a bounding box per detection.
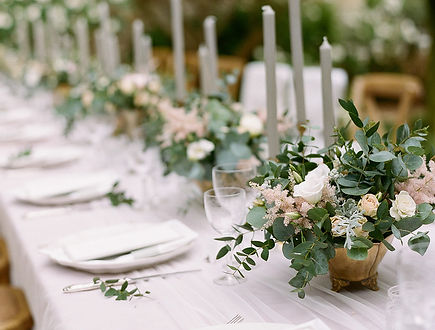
[0,89,433,330]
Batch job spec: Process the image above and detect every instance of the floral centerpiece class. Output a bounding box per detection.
[155,96,274,185]
[217,99,434,298]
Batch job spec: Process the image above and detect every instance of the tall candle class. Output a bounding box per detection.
[98,2,111,34]
[170,0,186,102]
[140,35,152,73]
[32,20,46,62]
[109,34,120,76]
[320,37,334,147]
[288,0,306,124]
[203,16,218,93]
[94,29,104,72]
[198,44,212,96]
[132,19,144,72]
[16,16,30,59]
[74,18,90,76]
[262,6,279,158]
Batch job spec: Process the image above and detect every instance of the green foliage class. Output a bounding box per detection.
[93,277,149,301]
[106,181,135,207]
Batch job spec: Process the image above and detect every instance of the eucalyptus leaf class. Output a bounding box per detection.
[369,151,396,162]
[246,206,267,229]
[272,218,294,241]
[408,232,430,256]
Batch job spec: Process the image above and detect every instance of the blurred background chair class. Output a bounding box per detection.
[350,73,423,136]
[0,286,33,330]
[0,238,9,284]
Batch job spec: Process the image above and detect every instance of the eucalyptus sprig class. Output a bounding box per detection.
[9,147,32,161]
[92,277,150,301]
[106,181,135,207]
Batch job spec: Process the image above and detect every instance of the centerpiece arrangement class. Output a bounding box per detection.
[217,99,434,298]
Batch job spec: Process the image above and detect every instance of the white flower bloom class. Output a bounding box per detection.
[27,5,41,21]
[147,80,161,93]
[0,12,13,29]
[81,90,94,108]
[238,113,263,137]
[293,164,330,204]
[358,194,379,218]
[134,91,150,107]
[118,73,148,94]
[66,0,86,10]
[187,139,215,161]
[390,191,416,220]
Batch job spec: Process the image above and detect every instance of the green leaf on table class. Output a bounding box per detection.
[272,218,294,241]
[408,232,430,256]
[214,237,235,241]
[121,281,128,292]
[391,224,402,241]
[246,206,267,229]
[369,151,396,162]
[100,282,106,292]
[104,288,119,297]
[261,248,269,261]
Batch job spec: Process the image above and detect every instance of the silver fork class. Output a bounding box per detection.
[227,314,244,324]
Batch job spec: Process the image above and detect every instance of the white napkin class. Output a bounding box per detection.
[62,220,186,261]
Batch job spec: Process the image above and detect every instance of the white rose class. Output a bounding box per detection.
[134,91,150,107]
[358,194,379,218]
[0,12,13,29]
[118,76,135,95]
[390,191,416,220]
[81,90,94,108]
[305,163,330,182]
[238,113,263,137]
[293,164,330,204]
[148,80,161,93]
[293,180,324,204]
[187,139,215,161]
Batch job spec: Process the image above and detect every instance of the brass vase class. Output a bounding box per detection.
[194,180,213,193]
[328,235,393,292]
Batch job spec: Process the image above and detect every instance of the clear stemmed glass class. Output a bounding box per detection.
[212,161,257,206]
[395,242,435,329]
[203,187,246,285]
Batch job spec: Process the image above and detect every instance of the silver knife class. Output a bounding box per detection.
[62,268,202,293]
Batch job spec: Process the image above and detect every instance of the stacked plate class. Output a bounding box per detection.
[14,171,118,206]
[40,219,198,273]
[0,146,84,169]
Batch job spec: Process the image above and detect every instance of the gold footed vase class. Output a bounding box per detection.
[194,180,213,193]
[328,235,393,292]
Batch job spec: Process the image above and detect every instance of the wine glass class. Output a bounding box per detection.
[204,187,246,285]
[395,242,435,329]
[212,161,257,206]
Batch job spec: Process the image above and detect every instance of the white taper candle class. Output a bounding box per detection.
[288,0,306,124]
[203,16,218,93]
[198,44,212,96]
[170,0,186,102]
[132,19,144,72]
[320,36,334,147]
[75,18,90,76]
[262,5,280,158]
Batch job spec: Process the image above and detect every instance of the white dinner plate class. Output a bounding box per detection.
[0,125,60,143]
[14,171,118,206]
[40,220,198,273]
[0,146,84,169]
[198,319,330,330]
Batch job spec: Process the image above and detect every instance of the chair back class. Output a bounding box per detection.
[350,73,423,135]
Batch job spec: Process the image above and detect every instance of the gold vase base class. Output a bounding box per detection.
[330,272,379,292]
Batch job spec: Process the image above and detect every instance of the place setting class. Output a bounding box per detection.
[0,0,434,329]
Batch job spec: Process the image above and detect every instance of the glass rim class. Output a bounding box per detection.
[212,162,255,173]
[204,186,246,197]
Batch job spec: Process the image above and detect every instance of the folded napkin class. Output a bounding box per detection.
[62,220,186,261]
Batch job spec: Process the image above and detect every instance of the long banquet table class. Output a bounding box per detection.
[0,88,434,330]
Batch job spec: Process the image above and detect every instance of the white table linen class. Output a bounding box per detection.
[0,89,433,330]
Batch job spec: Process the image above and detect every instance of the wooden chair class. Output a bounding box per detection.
[0,238,9,284]
[0,286,33,330]
[350,73,423,136]
[156,47,246,100]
